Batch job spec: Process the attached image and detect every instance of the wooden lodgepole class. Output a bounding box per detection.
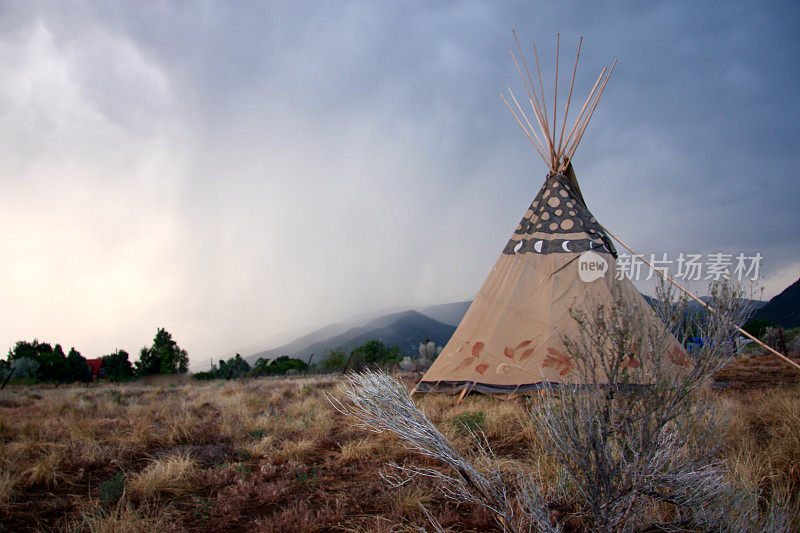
[602,226,800,373]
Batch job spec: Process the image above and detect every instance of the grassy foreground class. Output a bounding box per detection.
[0,374,798,532]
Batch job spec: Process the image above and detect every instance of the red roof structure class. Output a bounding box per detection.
[86,358,103,376]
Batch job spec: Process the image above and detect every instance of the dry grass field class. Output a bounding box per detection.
[0,367,798,532]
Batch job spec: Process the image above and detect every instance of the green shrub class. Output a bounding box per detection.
[98,472,125,508]
[101,350,134,381]
[450,411,485,434]
[218,354,251,379]
[135,328,189,376]
[253,356,306,376]
[321,349,348,371]
[743,318,777,339]
[248,428,266,440]
[348,340,401,369]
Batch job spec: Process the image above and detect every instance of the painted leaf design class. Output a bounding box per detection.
[496,363,511,374]
[472,342,485,358]
[454,357,477,371]
[668,347,691,367]
[542,347,573,376]
[624,356,641,369]
[519,348,535,361]
[475,363,489,375]
[516,340,533,349]
[504,347,515,359]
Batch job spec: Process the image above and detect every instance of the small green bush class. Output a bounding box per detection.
[248,428,267,440]
[253,356,306,376]
[450,411,485,434]
[742,318,777,339]
[98,472,125,508]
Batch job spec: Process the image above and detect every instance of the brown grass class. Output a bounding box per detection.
[127,454,198,498]
[0,470,15,507]
[0,372,797,531]
[69,500,179,533]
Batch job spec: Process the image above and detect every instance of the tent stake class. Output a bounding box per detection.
[602,227,800,373]
[456,387,469,404]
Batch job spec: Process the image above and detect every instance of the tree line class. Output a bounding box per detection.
[192,339,402,381]
[2,332,406,386]
[0,328,188,385]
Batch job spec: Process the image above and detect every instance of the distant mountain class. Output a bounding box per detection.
[418,300,472,326]
[245,310,456,364]
[752,277,800,329]
[246,322,353,364]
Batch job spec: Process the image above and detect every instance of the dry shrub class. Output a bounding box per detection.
[250,413,281,436]
[164,443,238,467]
[248,498,346,533]
[3,436,42,464]
[415,393,454,421]
[162,406,206,445]
[39,416,72,442]
[68,416,107,442]
[240,389,270,412]
[287,396,336,442]
[789,334,800,356]
[308,413,335,443]
[338,437,380,465]
[331,371,525,531]
[260,382,296,401]
[126,454,197,498]
[126,403,163,447]
[482,400,526,444]
[286,396,321,419]
[274,438,317,464]
[186,395,221,419]
[212,476,291,525]
[337,431,409,466]
[0,470,15,506]
[723,388,800,505]
[68,499,179,533]
[128,395,209,447]
[65,439,114,470]
[244,436,276,459]
[192,463,237,496]
[21,445,68,488]
[391,481,435,517]
[255,393,335,440]
[216,390,252,419]
[0,395,19,409]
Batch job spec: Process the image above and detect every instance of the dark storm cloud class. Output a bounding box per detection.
[1,1,797,363]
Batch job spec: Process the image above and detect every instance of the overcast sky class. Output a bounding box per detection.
[1,1,798,366]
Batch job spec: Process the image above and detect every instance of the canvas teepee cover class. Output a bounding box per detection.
[417,37,689,394]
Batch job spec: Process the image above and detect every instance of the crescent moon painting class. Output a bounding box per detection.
[562,240,571,252]
[513,241,523,253]
[534,240,543,253]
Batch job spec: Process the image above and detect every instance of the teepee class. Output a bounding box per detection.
[417,35,689,395]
